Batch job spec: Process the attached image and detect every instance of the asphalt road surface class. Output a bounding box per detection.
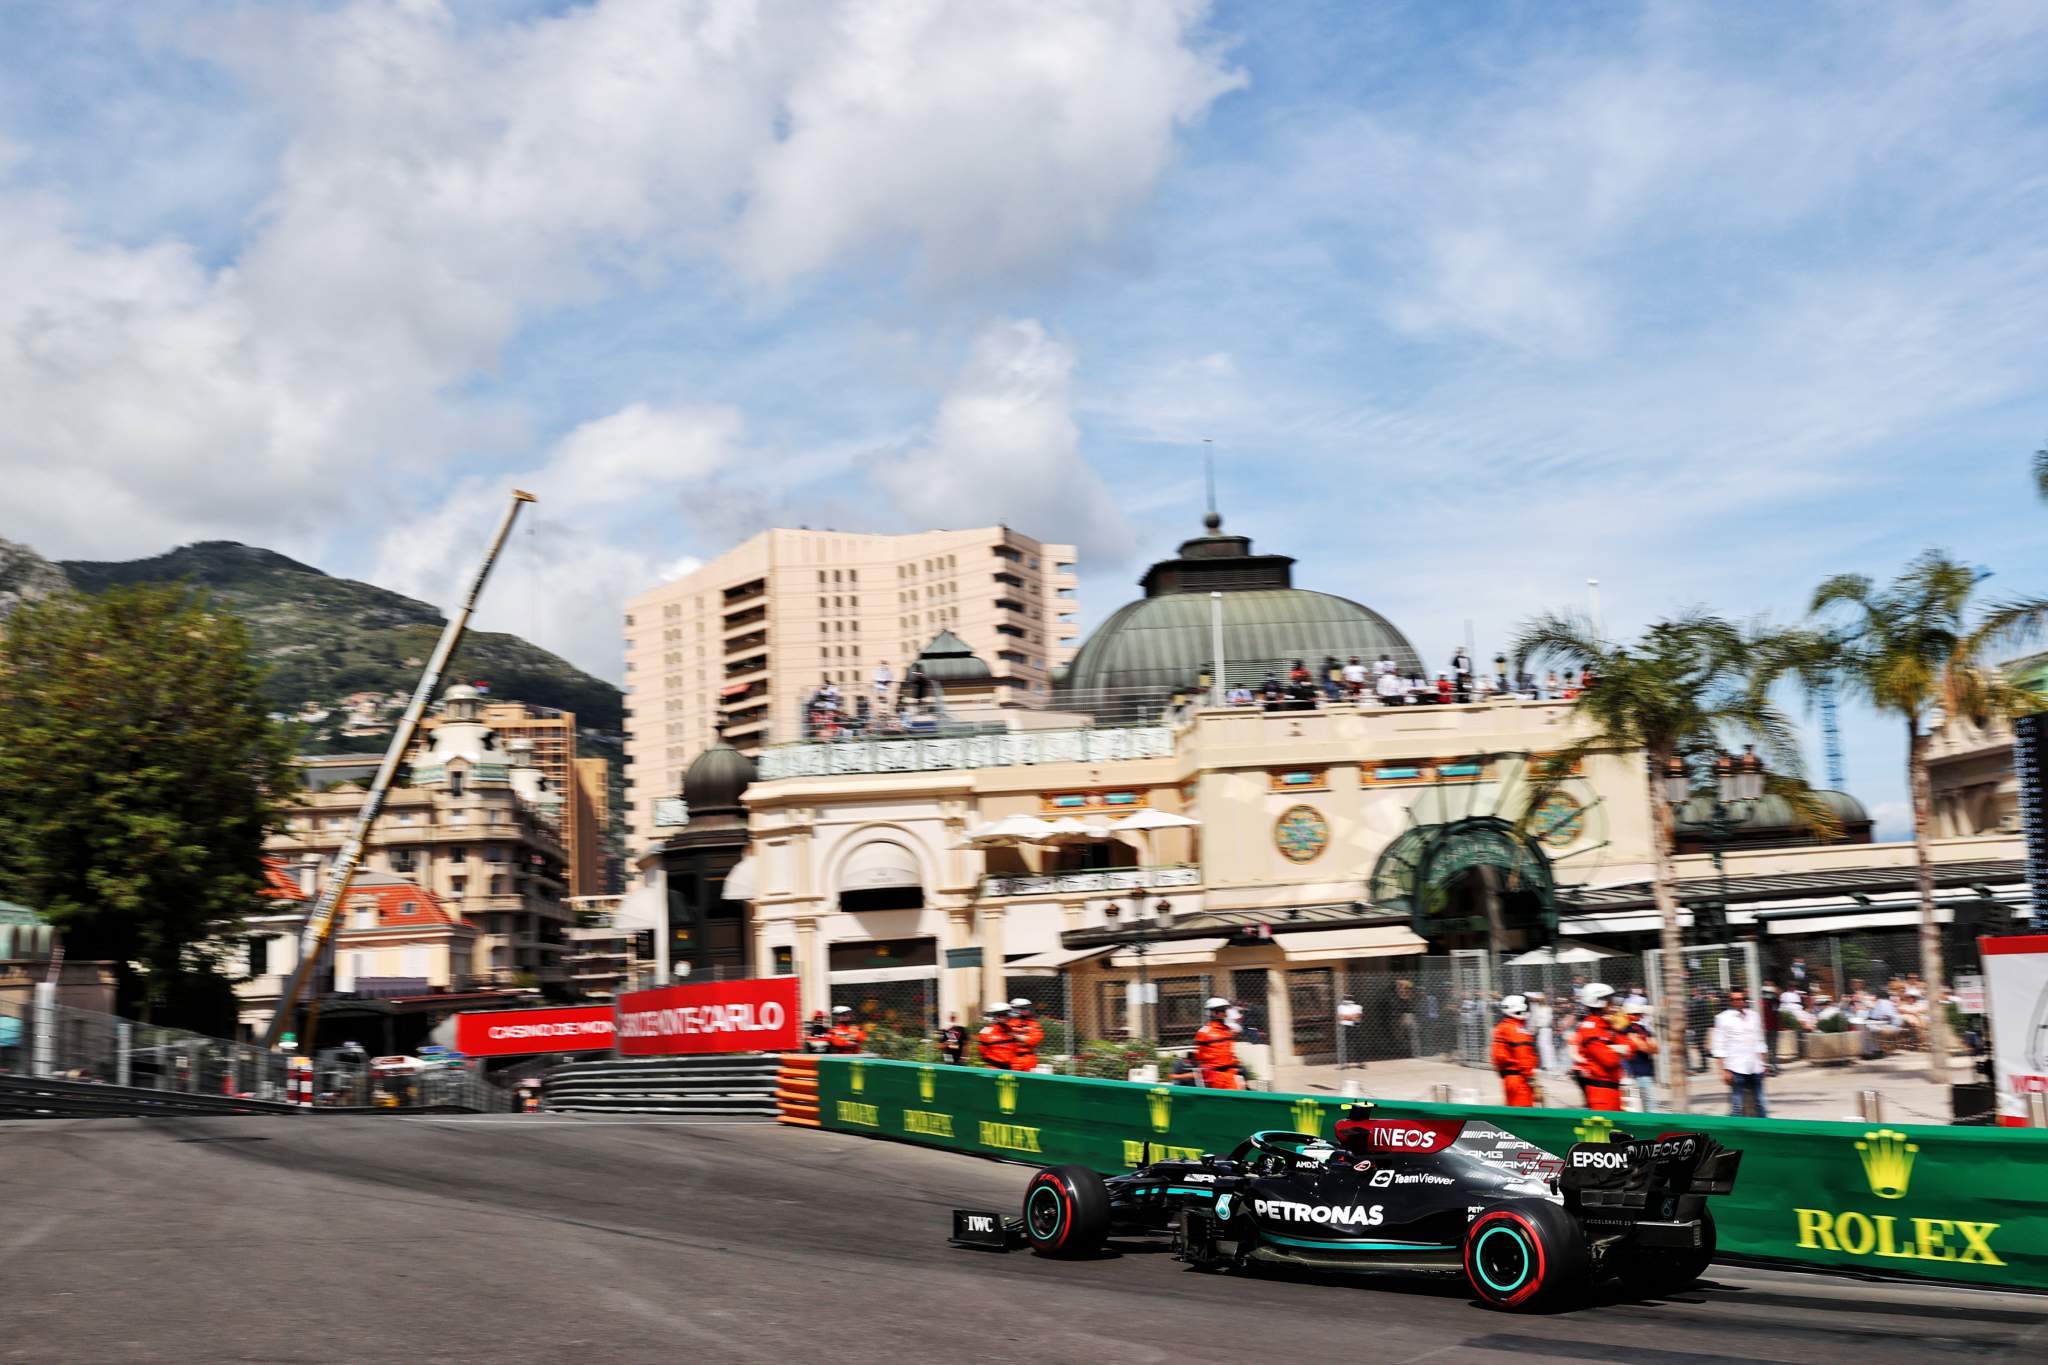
[2,1114,2042,1364]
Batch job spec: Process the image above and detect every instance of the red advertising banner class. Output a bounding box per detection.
[615,976,801,1056]
[454,1005,616,1058]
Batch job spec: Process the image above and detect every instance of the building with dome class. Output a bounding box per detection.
[1058,514,1423,711]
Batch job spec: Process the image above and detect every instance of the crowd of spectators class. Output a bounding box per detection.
[1223,652,1596,712]
[801,661,941,740]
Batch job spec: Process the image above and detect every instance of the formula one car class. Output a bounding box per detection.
[951,1104,1740,1312]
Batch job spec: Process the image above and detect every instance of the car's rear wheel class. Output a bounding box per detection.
[1022,1164,1111,1259]
[1617,1208,1717,1299]
[1463,1200,1588,1311]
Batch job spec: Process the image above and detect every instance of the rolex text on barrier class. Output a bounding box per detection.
[811,1059,2048,1292]
[615,977,801,1056]
[453,1005,617,1058]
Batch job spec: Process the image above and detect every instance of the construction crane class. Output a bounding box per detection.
[1818,680,1846,791]
[262,490,537,1050]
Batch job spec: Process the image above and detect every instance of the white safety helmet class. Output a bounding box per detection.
[1499,994,1529,1020]
[1009,997,1032,1011]
[986,1001,1012,1016]
[1205,996,1231,1011]
[831,1005,852,1015]
[1580,982,1615,1008]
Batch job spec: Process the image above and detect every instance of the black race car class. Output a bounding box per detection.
[952,1104,1740,1311]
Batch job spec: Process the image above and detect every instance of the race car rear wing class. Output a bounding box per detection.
[1560,1131,1742,1204]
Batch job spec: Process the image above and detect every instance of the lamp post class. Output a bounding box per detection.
[1667,750,1760,944]
[1116,895,1173,1042]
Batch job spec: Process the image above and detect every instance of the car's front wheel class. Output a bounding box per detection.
[1021,1164,1111,1259]
[1463,1200,1588,1311]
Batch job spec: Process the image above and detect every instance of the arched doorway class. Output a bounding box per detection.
[1370,816,1559,952]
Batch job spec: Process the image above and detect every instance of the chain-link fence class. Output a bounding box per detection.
[0,991,508,1111]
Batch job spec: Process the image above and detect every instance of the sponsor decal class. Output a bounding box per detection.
[1290,1098,1330,1137]
[978,1120,1043,1155]
[1792,1130,2003,1268]
[1632,1136,1699,1162]
[615,978,801,1055]
[453,1006,615,1057]
[1352,1119,1463,1153]
[1574,1115,1620,1144]
[1148,1087,1174,1133]
[836,1100,880,1128]
[850,1061,865,1094]
[1183,1173,1217,1184]
[917,1066,937,1103]
[1571,1148,1630,1170]
[962,1214,996,1234]
[1124,1140,1203,1166]
[995,1072,1020,1115]
[1253,1199,1385,1228]
[902,1109,955,1138]
[1370,1169,1453,1188]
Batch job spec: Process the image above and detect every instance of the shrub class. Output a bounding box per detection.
[1816,1013,1851,1035]
[863,1025,937,1062]
[1073,1038,1162,1080]
[1777,1009,1804,1033]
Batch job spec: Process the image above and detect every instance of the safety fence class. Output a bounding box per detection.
[809,1057,2048,1293]
[0,1072,299,1120]
[0,990,506,1114]
[540,1054,778,1118]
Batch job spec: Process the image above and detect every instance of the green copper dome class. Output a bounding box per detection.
[1059,517,1423,700]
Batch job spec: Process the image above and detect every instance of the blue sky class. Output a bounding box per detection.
[3,1,2046,837]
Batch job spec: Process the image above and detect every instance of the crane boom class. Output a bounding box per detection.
[262,490,537,1049]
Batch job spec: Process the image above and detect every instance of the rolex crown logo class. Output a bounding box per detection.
[850,1061,866,1094]
[918,1066,936,1103]
[1291,1098,1324,1137]
[1148,1086,1173,1133]
[1574,1114,1618,1144]
[1856,1128,1918,1200]
[996,1072,1019,1114]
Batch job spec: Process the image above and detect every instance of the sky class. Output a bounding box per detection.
[4,0,2047,839]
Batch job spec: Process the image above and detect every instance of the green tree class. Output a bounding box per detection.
[2035,439,2048,501]
[1806,551,2048,1081]
[0,585,296,1022]
[1512,611,1830,1113]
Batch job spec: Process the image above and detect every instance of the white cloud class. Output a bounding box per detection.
[876,319,1129,559]
[0,0,1236,606]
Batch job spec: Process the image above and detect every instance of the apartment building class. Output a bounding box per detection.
[418,700,609,898]
[267,685,572,987]
[622,527,1078,853]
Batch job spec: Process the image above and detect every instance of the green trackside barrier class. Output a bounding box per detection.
[816,1058,2048,1292]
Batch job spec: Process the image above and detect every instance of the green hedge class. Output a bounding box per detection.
[816,1058,2048,1292]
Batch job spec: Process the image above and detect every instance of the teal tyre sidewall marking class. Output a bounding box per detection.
[1027,1182,1064,1243]
[1474,1225,1532,1294]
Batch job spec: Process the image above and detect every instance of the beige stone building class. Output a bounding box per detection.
[622,526,1078,854]
[266,685,571,988]
[1924,653,2046,837]
[419,700,609,898]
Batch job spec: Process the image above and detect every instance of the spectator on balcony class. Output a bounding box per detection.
[1450,647,1473,701]
[904,660,931,709]
[1323,655,1345,700]
[1435,673,1453,704]
[1376,669,1404,705]
[1343,655,1369,698]
[873,660,895,709]
[1375,652,1397,678]
[1288,659,1312,691]
[1226,684,1255,706]
[1260,670,1285,704]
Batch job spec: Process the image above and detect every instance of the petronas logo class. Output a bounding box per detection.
[850,1061,866,1094]
[1574,1114,1618,1144]
[1291,1098,1327,1137]
[995,1072,1020,1114]
[917,1066,937,1103]
[1857,1129,1918,1200]
[1148,1086,1173,1133]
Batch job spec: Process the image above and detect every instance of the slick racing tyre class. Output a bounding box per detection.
[1022,1164,1111,1259]
[1463,1200,1589,1312]
[1617,1208,1717,1300]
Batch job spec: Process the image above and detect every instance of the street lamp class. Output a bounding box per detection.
[1115,895,1173,1042]
[1699,749,1763,942]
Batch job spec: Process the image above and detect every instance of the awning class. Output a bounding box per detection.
[721,854,758,903]
[828,965,941,985]
[718,681,752,698]
[839,840,923,892]
[1111,936,1227,968]
[1005,944,1114,975]
[1278,926,1430,961]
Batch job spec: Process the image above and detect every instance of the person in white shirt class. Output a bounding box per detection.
[1709,987,1770,1117]
[1342,656,1369,698]
[873,662,894,707]
[1337,994,1364,1068]
[1528,991,1560,1074]
[1375,670,1404,705]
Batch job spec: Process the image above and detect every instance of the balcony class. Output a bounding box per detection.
[758,724,1173,779]
[723,578,766,605]
[725,654,768,677]
[725,629,768,654]
[723,604,767,631]
[980,865,1200,899]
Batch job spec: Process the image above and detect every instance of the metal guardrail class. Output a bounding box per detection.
[0,1073,300,1120]
[541,1054,779,1118]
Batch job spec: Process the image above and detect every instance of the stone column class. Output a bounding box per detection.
[1265,966,1296,1069]
[978,903,1007,1014]
[943,908,975,1025]
[795,915,824,1017]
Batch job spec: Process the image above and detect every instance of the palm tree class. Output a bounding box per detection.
[1806,551,2048,1083]
[2035,439,2048,502]
[1511,611,1830,1114]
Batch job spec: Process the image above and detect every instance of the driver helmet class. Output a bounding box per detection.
[1499,994,1530,1019]
[1580,982,1615,1009]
